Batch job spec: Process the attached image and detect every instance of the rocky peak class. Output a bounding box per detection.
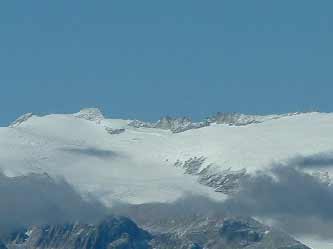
[74,108,105,123]
[4,215,310,249]
[209,112,263,126]
[7,216,151,249]
[129,116,209,133]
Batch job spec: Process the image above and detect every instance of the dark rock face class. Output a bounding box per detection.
[4,215,310,249]
[111,202,310,249]
[149,216,310,249]
[7,216,151,249]
[219,218,264,246]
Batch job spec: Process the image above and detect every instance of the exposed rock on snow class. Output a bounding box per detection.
[129,116,209,133]
[175,157,246,194]
[105,127,125,135]
[127,120,154,129]
[74,108,105,123]
[105,127,126,135]
[129,112,303,133]
[9,113,34,128]
[209,112,301,126]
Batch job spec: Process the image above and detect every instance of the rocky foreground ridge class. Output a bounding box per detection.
[1,216,309,249]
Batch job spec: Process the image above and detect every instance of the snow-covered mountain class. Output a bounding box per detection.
[2,108,333,248]
[1,108,332,205]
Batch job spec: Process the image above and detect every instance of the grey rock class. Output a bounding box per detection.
[128,116,209,133]
[209,112,302,126]
[7,216,151,249]
[4,215,309,249]
[175,157,247,194]
[105,127,126,135]
[212,112,260,126]
[74,108,105,123]
[128,112,302,133]
[128,120,155,129]
[9,113,33,128]
[128,112,304,133]
[112,202,310,249]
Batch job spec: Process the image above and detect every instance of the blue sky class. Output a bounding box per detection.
[0,1,332,125]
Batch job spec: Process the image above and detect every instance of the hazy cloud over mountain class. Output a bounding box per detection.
[288,152,333,169]
[114,154,333,239]
[0,172,106,236]
[225,161,333,238]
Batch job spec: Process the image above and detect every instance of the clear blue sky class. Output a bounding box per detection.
[0,1,332,125]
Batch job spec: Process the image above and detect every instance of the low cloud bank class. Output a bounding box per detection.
[1,152,333,240]
[0,171,107,236]
[224,155,333,239]
[113,153,333,239]
[289,152,333,169]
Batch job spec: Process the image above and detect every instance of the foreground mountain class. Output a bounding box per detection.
[0,172,310,249]
[5,216,151,249]
[2,216,308,249]
[111,200,310,249]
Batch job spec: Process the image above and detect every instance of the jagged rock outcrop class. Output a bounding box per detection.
[7,216,151,249]
[110,203,310,249]
[154,116,207,133]
[128,112,302,133]
[152,217,310,249]
[4,215,309,249]
[127,120,155,129]
[74,108,105,123]
[9,113,34,128]
[129,116,209,133]
[209,112,301,126]
[175,157,247,194]
[210,113,261,126]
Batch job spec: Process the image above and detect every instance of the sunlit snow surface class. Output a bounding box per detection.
[1,111,333,204]
[1,111,333,205]
[296,236,333,249]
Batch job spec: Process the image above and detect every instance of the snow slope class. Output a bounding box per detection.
[0,109,333,206]
[296,236,333,249]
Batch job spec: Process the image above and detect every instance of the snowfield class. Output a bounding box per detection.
[1,109,333,205]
